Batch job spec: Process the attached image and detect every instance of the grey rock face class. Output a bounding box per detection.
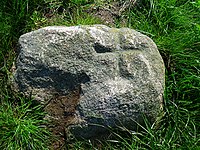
[12,25,165,138]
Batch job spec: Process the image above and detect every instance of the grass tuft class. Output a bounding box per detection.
[0,97,50,149]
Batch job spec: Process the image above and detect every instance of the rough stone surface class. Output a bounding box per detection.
[12,25,165,139]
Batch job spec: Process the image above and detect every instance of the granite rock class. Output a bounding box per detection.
[12,25,165,138]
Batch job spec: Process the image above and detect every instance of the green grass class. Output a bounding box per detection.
[0,0,200,149]
[0,96,50,149]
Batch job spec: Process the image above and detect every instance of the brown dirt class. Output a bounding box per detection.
[44,87,81,149]
[86,0,137,26]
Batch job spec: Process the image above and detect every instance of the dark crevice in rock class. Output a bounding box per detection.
[78,72,90,84]
[94,43,112,53]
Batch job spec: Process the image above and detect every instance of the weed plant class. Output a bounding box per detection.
[0,0,199,149]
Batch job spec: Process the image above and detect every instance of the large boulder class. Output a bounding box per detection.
[12,25,165,138]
